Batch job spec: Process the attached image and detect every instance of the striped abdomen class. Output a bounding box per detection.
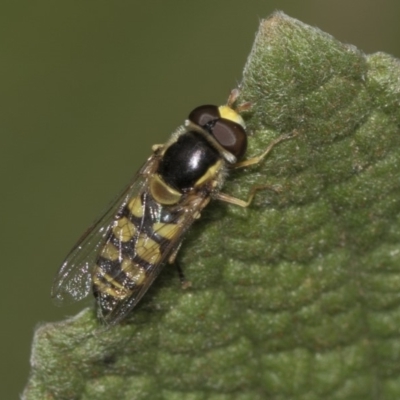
[92,192,182,317]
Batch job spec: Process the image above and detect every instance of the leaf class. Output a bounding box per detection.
[24,12,400,400]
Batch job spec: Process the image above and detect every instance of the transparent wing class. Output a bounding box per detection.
[98,191,210,326]
[51,158,155,305]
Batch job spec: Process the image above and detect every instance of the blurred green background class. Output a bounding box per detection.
[1,1,400,398]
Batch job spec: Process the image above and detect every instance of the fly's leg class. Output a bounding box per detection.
[168,243,192,289]
[214,184,281,208]
[168,242,182,265]
[215,130,298,207]
[175,261,192,289]
[234,130,298,169]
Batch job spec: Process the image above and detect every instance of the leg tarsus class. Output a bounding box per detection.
[175,261,192,289]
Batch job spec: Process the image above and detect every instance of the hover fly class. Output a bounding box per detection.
[52,90,295,325]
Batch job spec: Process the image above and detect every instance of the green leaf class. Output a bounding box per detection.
[24,12,400,400]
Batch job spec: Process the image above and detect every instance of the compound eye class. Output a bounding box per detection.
[188,105,219,127]
[211,119,247,160]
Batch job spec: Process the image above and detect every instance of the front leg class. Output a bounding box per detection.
[214,185,281,208]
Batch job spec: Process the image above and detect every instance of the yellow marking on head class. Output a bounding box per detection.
[127,196,143,218]
[218,105,245,128]
[150,174,182,205]
[112,217,136,242]
[100,242,120,261]
[194,159,223,187]
[136,233,162,264]
[153,222,178,240]
[93,273,131,299]
[121,258,147,285]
